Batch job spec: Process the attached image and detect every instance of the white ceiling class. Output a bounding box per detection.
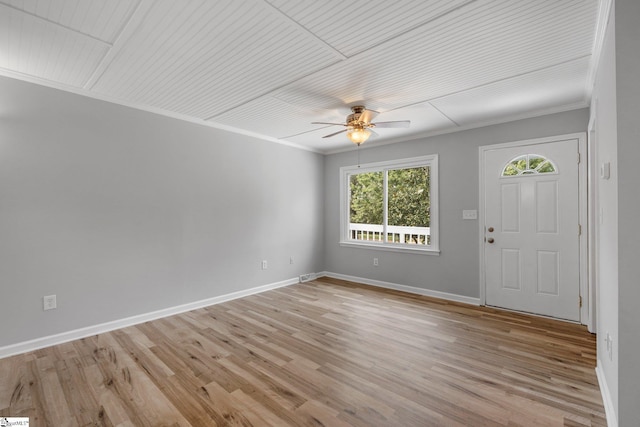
[0,0,606,153]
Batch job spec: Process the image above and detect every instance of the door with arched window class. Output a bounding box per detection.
[482,137,581,321]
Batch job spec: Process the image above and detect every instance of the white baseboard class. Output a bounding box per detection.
[319,271,481,306]
[595,362,618,427]
[0,277,298,360]
[0,274,483,359]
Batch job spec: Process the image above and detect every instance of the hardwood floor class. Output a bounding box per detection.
[0,277,606,426]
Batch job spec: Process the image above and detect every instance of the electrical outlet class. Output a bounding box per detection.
[600,162,611,179]
[261,260,268,270]
[290,256,294,265]
[604,332,614,361]
[299,273,311,282]
[373,257,379,266]
[43,295,57,311]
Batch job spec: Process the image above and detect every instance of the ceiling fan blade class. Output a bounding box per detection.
[322,129,348,138]
[311,122,346,126]
[358,109,379,123]
[373,120,411,128]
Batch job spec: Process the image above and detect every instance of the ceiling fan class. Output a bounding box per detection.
[312,105,410,146]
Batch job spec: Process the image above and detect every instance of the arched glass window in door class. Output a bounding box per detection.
[501,154,557,177]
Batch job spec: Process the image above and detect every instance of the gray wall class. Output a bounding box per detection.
[616,0,640,424]
[591,1,640,424]
[324,109,589,298]
[591,1,619,419]
[0,77,324,347]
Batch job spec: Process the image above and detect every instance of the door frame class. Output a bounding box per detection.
[478,133,589,325]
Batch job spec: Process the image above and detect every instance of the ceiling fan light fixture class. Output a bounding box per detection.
[313,105,409,146]
[347,127,371,145]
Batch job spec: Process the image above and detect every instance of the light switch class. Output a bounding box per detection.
[463,210,478,220]
[600,162,610,179]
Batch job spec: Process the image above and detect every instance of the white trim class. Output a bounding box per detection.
[0,68,589,157]
[587,103,598,333]
[339,241,440,255]
[478,133,589,325]
[83,0,156,90]
[0,272,479,359]
[0,70,322,154]
[339,154,439,254]
[324,103,589,155]
[320,271,480,306]
[0,277,298,360]
[577,135,589,326]
[596,362,618,427]
[585,0,614,99]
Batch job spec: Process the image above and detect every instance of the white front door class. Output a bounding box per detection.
[483,138,581,321]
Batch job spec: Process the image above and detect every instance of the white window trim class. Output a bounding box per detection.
[339,155,439,255]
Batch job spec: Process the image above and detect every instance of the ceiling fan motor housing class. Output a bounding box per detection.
[347,105,368,128]
[312,105,408,141]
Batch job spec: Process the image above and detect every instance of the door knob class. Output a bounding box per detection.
[488,227,494,232]
[487,238,495,244]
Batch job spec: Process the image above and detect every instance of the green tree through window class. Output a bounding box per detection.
[502,154,556,176]
[344,157,437,250]
[349,171,383,225]
[388,167,430,228]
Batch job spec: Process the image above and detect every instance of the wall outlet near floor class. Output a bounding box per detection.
[290,256,294,265]
[261,260,268,270]
[299,273,315,283]
[43,295,57,311]
[373,257,379,266]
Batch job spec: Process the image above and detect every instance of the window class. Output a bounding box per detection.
[340,155,439,254]
[501,154,557,177]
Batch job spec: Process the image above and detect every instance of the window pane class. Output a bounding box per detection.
[528,155,545,170]
[537,160,556,173]
[388,167,430,245]
[349,172,383,241]
[503,164,519,176]
[340,154,438,252]
[511,156,527,172]
[502,154,557,176]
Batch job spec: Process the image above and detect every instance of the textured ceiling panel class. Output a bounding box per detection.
[91,0,343,120]
[0,0,604,152]
[430,56,592,125]
[269,0,598,114]
[213,95,347,140]
[0,2,111,86]
[1,0,138,42]
[265,0,473,57]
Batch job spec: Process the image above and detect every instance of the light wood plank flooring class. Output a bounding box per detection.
[0,277,606,426]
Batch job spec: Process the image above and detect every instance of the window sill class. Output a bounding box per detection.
[339,241,440,255]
